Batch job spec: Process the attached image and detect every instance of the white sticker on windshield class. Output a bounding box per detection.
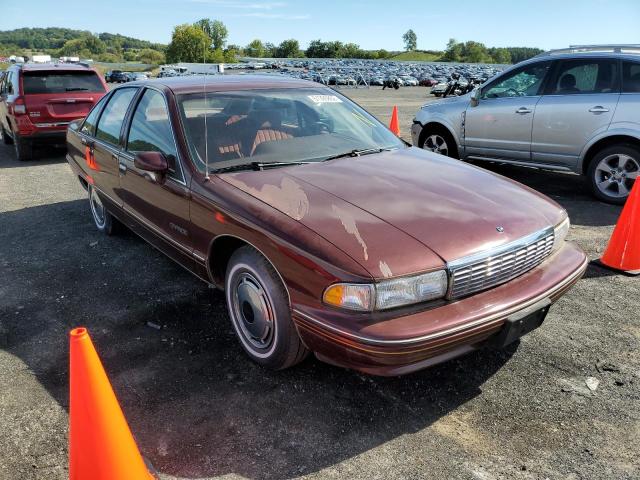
[308,95,343,104]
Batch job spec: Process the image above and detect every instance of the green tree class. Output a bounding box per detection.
[166,24,211,63]
[276,39,300,58]
[264,42,277,57]
[138,48,165,64]
[489,47,511,64]
[194,19,228,50]
[402,29,417,51]
[245,39,265,58]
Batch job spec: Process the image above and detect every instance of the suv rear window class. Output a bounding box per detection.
[22,71,105,94]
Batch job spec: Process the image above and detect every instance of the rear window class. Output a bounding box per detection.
[22,71,105,94]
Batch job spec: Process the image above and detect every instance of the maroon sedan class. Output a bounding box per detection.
[65,75,588,376]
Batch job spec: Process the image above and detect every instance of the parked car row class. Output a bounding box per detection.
[105,70,148,83]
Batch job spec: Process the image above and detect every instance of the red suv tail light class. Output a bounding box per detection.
[12,97,26,115]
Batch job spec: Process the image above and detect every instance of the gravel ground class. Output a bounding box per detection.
[0,86,638,480]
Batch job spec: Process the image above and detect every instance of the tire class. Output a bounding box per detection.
[88,185,119,235]
[420,126,458,159]
[1,125,13,145]
[225,246,309,370]
[587,144,640,205]
[13,134,32,161]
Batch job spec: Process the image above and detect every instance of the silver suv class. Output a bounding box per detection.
[411,45,640,204]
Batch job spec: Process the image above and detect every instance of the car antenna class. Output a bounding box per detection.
[203,44,210,181]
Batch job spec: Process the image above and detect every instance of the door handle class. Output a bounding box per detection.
[589,106,610,113]
[516,107,532,114]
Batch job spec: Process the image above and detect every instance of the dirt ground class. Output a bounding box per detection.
[0,85,638,480]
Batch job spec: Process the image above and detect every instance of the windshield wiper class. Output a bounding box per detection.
[65,87,89,91]
[210,161,310,174]
[322,147,394,162]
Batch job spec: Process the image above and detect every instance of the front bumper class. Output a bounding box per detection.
[292,242,588,376]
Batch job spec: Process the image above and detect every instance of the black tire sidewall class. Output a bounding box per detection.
[587,144,639,205]
[225,246,303,369]
[14,134,32,161]
[420,126,458,159]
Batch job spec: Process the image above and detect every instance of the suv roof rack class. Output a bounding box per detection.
[537,44,640,57]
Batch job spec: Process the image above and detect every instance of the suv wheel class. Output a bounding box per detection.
[225,246,309,370]
[420,127,458,158]
[588,144,639,204]
[88,185,119,235]
[13,134,32,161]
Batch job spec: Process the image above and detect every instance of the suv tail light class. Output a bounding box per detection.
[13,97,26,115]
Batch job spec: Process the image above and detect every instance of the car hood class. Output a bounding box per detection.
[219,147,564,279]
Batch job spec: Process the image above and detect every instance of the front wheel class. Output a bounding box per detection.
[420,127,458,158]
[225,246,309,370]
[587,144,639,204]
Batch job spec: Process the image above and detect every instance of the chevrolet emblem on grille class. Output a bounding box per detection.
[496,226,505,233]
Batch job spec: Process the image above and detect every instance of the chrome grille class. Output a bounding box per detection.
[448,228,555,300]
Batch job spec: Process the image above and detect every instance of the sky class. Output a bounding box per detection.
[1,0,638,52]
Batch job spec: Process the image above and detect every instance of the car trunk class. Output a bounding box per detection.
[22,70,105,125]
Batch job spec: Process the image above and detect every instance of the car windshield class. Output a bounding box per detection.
[177,87,405,173]
[22,71,105,94]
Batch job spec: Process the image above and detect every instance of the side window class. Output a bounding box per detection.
[80,95,109,136]
[550,60,618,95]
[482,62,550,99]
[126,89,177,159]
[95,88,136,146]
[622,61,640,93]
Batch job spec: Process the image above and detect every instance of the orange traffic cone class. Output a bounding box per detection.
[389,106,400,136]
[69,327,155,480]
[598,180,640,275]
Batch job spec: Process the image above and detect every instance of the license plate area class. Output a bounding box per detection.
[493,298,551,348]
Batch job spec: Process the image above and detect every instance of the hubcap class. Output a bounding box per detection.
[231,271,275,351]
[89,187,106,227]
[595,154,639,198]
[423,134,449,156]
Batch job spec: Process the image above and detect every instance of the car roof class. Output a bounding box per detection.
[14,63,97,72]
[147,74,320,94]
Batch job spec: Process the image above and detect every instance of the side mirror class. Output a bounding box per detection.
[470,88,481,107]
[134,151,168,173]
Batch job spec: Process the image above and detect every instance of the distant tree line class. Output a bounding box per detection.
[442,38,543,64]
[0,27,167,64]
[0,26,544,66]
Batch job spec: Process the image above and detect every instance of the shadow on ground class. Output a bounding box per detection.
[0,199,516,479]
[0,143,67,168]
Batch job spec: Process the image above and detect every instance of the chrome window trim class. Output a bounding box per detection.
[124,85,186,185]
[292,254,587,347]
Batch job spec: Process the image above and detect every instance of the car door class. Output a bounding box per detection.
[91,87,138,207]
[464,61,552,161]
[119,87,193,264]
[531,58,620,169]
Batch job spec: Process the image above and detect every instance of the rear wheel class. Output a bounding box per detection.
[588,144,639,204]
[13,134,32,161]
[225,246,309,370]
[88,185,119,235]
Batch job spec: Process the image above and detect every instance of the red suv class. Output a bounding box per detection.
[0,63,107,160]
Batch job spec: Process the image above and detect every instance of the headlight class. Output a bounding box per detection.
[553,216,570,252]
[323,270,448,312]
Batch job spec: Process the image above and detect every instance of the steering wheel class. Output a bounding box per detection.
[314,121,332,134]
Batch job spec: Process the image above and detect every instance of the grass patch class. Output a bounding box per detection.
[390,51,442,62]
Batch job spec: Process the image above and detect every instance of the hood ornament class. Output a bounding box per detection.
[496,226,505,233]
